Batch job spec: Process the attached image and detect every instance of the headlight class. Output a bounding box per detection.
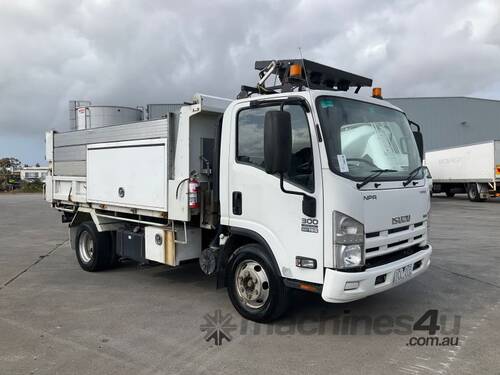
[333,211,365,269]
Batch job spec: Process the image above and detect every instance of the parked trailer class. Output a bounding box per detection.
[425,140,500,201]
[46,59,432,322]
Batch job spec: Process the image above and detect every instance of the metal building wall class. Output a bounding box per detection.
[387,97,500,151]
[147,104,183,120]
[80,106,143,129]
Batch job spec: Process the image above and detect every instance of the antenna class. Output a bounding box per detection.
[298,47,311,89]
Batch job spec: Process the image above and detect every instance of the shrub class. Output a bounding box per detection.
[19,179,44,193]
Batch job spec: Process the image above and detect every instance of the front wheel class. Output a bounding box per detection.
[227,244,289,323]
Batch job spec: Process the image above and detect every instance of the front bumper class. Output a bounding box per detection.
[321,245,432,303]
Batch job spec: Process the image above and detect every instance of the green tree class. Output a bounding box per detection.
[0,157,22,191]
[0,157,22,171]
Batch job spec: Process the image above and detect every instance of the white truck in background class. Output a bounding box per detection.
[45,59,432,322]
[425,140,500,202]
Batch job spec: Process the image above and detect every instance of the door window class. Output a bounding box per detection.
[237,104,314,192]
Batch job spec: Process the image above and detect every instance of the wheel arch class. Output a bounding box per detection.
[69,211,93,251]
[69,211,92,228]
[216,227,282,289]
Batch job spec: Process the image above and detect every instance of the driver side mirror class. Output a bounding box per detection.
[413,131,424,161]
[264,110,292,174]
[263,110,316,218]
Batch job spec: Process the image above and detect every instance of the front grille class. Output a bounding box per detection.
[388,225,409,234]
[364,221,427,264]
[367,221,423,238]
[388,239,408,248]
[365,245,426,269]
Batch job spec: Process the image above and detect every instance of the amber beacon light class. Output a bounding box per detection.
[289,63,302,77]
[372,87,383,99]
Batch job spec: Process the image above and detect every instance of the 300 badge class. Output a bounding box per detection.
[301,218,319,233]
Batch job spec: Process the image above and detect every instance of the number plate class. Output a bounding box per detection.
[393,264,413,284]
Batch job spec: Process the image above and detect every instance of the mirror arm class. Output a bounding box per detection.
[279,173,316,217]
[279,173,305,197]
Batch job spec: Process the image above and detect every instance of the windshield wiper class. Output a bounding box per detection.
[403,166,424,187]
[356,169,397,189]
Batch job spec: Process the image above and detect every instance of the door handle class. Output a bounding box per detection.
[232,191,242,215]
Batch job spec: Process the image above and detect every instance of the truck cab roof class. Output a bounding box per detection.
[231,89,404,113]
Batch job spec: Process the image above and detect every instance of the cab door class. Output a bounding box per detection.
[227,100,324,284]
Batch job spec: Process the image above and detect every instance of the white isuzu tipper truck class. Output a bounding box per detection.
[425,140,500,201]
[45,59,432,322]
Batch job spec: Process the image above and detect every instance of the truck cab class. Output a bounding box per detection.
[216,60,431,321]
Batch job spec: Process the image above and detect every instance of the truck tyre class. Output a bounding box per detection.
[75,222,114,272]
[467,183,486,202]
[227,244,289,323]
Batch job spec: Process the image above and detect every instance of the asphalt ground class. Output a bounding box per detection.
[0,193,499,375]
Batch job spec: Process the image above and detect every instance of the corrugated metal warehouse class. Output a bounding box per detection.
[387,97,500,151]
[147,104,183,120]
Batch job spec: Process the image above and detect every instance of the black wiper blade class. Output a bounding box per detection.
[356,169,397,189]
[403,166,424,186]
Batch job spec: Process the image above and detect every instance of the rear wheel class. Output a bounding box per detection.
[75,222,115,271]
[467,183,486,202]
[227,244,289,323]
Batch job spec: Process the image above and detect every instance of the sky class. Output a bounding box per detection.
[1,0,499,165]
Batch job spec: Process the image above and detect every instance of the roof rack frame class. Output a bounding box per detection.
[238,59,373,99]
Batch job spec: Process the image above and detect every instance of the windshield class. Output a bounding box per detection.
[316,96,422,181]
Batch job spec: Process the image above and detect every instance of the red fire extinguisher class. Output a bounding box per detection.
[188,177,200,209]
